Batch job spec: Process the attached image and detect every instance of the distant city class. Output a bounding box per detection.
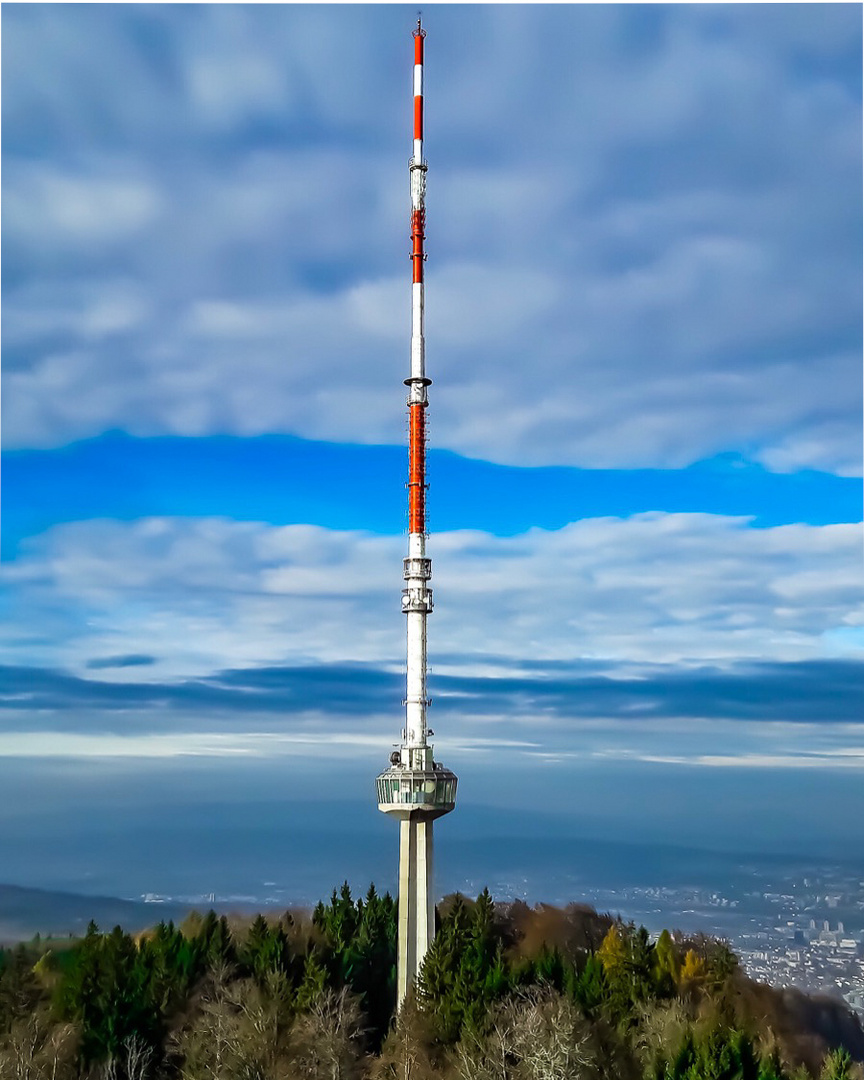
[575,874,864,1018]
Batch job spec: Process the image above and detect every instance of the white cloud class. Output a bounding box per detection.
[0,728,543,761]
[4,162,162,248]
[3,279,151,345]
[2,708,862,774]
[2,5,860,474]
[2,514,860,680]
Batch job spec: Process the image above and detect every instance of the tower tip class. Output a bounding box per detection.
[414,12,425,38]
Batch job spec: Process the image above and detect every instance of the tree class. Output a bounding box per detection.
[678,951,707,990]
[417,892,508,1043]
[370,992,441,1080]
[197,913,235,970]
[656,1024,761,1080]
[0,1006,78,1080]
[102,1034,155,1080]
[758,1046,789,1080]
[242,915,296,990]
[566,954,606,1016]
[0,946,44,1033]
[634,1000,690,1078]
[597,924,632,1020]
[169,964,276,1080]
[820,1049,864,1080]
[416,896,473,1042]
[453,987,599,1080]
[654,931,679,996]
[296,952,328,1013]
[347,885,397,1047]
[288,986,367,1080]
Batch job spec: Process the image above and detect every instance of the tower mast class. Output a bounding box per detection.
[376,17,457,1008]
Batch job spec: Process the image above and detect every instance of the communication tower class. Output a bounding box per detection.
[375,18,457,1008]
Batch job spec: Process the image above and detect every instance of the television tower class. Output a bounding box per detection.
[376,17,457,1007]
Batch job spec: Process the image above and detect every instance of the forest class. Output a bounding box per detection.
[0,885,862,1080]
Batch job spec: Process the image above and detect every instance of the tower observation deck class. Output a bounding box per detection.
[375,18,457,1007]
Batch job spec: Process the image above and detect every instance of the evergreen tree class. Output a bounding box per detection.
[820,1048,862,1080]
[297,950,329,1012]
[417,891,511,1042]
[0,944,44,1031]
[759,1046,789,1080]
[6,884,860,1080]
[58,924,160,1064]
[533,944,566,992]
[349,885,397,1046]
[200,913,235,969]
[240,913,296,988]
[630,925,656,1003]
[658,1025,762,1080]
[416,894,473,1042]
[566,952,606,1015]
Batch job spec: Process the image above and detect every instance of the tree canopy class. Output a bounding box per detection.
[0,886,860,1080]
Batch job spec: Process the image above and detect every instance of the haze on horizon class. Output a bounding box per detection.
[1,3,862,898]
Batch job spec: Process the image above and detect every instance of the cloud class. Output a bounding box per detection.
[1,514,860,683]
[85,654,155,670]
[3,162,162,250]
[1,660,862,774]
[6,657,863,725]
[2,5,860,474]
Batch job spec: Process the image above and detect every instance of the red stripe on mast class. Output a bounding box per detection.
[411,209,424,283]
[408,404,426,534]
[414,97,423,141]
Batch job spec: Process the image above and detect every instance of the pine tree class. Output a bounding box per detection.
[630,925,656,1003]
[759,1047,789,1080]
[820,1048,862,1080]
[296,951,329,1012]
[0,943,44,1029]
[566,952,606,1014]
[416,895,472,1042]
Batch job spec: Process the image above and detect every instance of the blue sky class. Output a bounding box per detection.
[1,4,863,886]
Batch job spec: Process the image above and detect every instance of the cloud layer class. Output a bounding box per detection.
[2,512,860,770]
[3,514,861,679]
[3,4,861,473]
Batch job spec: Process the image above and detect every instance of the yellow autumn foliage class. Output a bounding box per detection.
[597,923,628,976]
[678,949,707,985]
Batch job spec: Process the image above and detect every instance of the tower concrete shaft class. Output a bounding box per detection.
[376,18,457,1010]
[397,817,435,1003]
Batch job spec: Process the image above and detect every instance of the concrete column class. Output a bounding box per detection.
[397,815,436,1006]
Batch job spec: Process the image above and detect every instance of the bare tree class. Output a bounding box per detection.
[170,963,251,1080]
[452,988,598,1080]
[633,1000,690,1078]
[104,1036,155,1080]
[369,996,441,1080]
[288,987,366,1080]
[454,1021,512,1080]
[0,1010,78,1080]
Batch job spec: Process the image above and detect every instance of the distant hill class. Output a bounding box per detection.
[0,883,192,943]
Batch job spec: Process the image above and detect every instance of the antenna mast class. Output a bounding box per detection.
[376,17,457,1008]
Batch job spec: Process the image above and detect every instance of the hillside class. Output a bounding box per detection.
[0,883,191,944]
[1,885,862,1079]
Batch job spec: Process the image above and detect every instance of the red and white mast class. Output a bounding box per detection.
[376,19,457,1008]
[403,17,432,761]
